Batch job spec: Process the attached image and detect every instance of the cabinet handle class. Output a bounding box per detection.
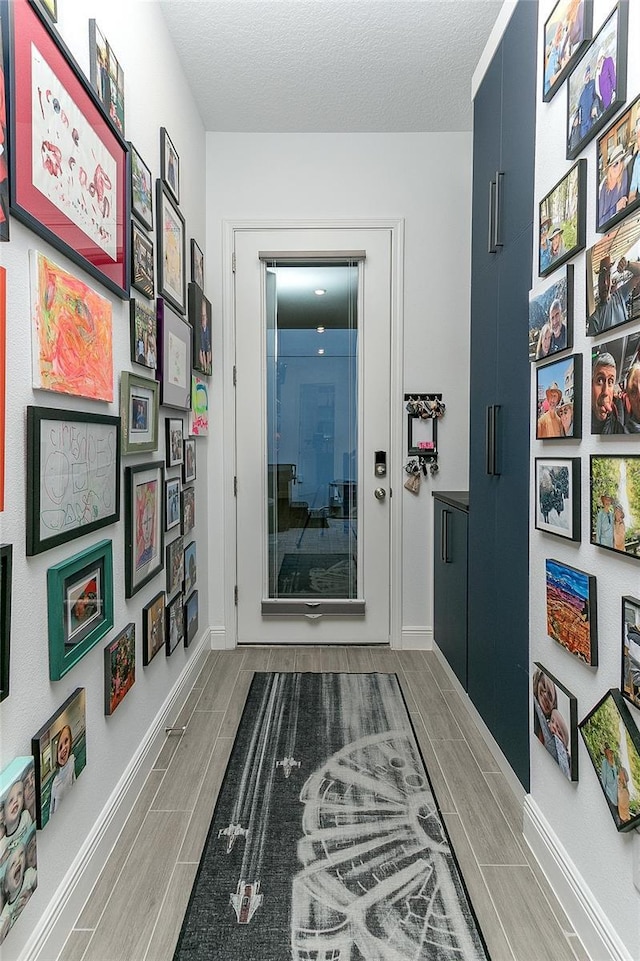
[494,171,504,248]
[487,179,497,254]
[485,405,493,475]
[442,509,451,563]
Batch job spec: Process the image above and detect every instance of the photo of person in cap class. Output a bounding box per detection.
[537,382,565,438]
[597,143,629,229]
[577,63,600,139]
[591,350,624,433]
[557,394,574,436]
[595,493,615,547]
[549,224,566,264]
[587,257,640,335]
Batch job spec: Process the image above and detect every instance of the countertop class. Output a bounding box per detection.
[432,491,469,511]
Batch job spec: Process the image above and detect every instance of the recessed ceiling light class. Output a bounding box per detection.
[317,348,325,355]
[314,288,326,296]
[316,326,325,333]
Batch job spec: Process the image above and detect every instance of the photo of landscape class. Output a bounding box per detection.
[545,559,597,665]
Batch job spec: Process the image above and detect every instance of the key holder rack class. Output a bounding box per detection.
[404,393,445,476]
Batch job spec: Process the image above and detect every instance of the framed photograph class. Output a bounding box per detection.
[622,596,640,710]
[532,663,578,781]
[591,333,640,434]
[0,7,9,242]
[534,457,580,541]
[191,238,204,290]
[183,437,196,483]
[142,590,165,666]
[165,477,181,532]
[157,180,186,315]
[166,534,184,597]
[104,622,135,716]
[8,0,129,297]
[166,418,184,468]
[30,0,57,22]
[181,486,195,537]
[0,543,12,702]
[545,558,597,666]
[26,406,121,556]
[120,370,159,455]
[542,0,592,102]
[124,461,164,598]
[586,213,640,335]
[566,3,628,161]
[184,589,198,648]
[535,354,581,439]
[579,688,640,832]
[160,127,180,204]
[166,591,184,655]
[30,250,113,401]
[188,282,213,376]
[539,159,586,277]
[157,298,192,409]
[596,95,640,233]
[129,142,153,229]
[88,19,124,136]
[131,221,154,299]
[32,687,86,828]
[529,266,573,362]
[47,540,114,680]
[189,374,209,437]
[0,756,37,945]
[590,455,640,559]
[183,540,196,596]
[130,299,157,370]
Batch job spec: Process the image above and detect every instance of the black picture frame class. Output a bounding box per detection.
[166,534,184,597]
[184,589,198,648]
[131,221,154,299]
[183,438,196,483]
[535,354,581,440]
[166,417,184,467]
[181,486,195,537]
[103,622,135,716]
[0,543,12,701]
[586,213,640,336]
[165,477,181,532]
[157,181,186,315]
[124,460,165,598]
[590,454,640,559]
[622,595,640,711]
[595,94,640,234]
[29,0,58,23]
[88,19,124,137]
[534,457,581,541]
[0,4,9,242]
[591,331,640,434]
[542,0,593,103]
[545,558,598,666]
[165,591,184,655]
[160,126,180,204]
[142,590,165,666]
[188,282,212,376]
[129,141,153,230]
[539,159,586,278]
[532,663,578,781]
[190,239,204,290]
[183,539,196,597]
[157,298,192,409]
[32,687,86,828]
[529,266,574,362]
[130,298,158,370]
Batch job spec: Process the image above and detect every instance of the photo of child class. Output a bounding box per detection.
[31,688,87,828]
[0,758,38,944]
[532,663,577,781]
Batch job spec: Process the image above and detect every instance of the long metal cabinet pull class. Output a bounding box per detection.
[494,171,504,248]
[485,405,493,475]
[441,509,451,563]
[487,179,496,254]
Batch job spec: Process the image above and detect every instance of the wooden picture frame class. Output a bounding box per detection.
[165,477,181,532]
[535,354,581,439]
[32,687,86,828]
[88,19,124,136]
[622,596,640,711]
[160,127,180,204]
[156,180,186,314]
[532,663,578,781]
[190,238,204,290]
[539,159,586,277]
[157,298,192,409]
[129,142,153,230]
[130,299,158,370]
[165,417,184,468]
[166,534,184,597]
[131,220,154,299]
[124,461,164,598]
[545,558,597,666]
[534,457,580,541]
[596,94,640,234]
[528,266,573,362]
[183,437,196,483]
[0,543,12,702]
[165,591,184,655]
[104,622,135,716]
[142,590,165,666]
[184,589,198,648]
[120,370,159,455]
[586,213,640,336]
[542,0,593,103]
[590,455,640,559]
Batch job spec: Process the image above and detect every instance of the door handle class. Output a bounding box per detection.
[441,509,451,563]
[486,405,501,476]
[487,178,496,254]
[374,487,386,501]
[494,171,504,248]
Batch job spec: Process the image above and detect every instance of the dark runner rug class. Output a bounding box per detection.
[174,672,490,961]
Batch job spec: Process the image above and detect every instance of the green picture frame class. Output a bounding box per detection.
[120,370,160,455]
[47,540,114,681]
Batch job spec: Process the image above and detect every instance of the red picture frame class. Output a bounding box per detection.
[8,0,129,297]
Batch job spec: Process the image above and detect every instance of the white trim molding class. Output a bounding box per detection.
[400,627,433,650]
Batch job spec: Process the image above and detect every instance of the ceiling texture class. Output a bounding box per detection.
[159,0,504,133]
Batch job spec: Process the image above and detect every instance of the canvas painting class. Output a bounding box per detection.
[532,663,578,781]
[189,375,209,437]
[0,757,37,945]
[545,558,597,665]
[31,688,87,829]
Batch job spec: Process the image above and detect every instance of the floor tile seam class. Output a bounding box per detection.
[510,836,581,939]
[190,650,222,691]
[141,859,185,961]
[478,862,573,948]
[397,670,466,740]
[150,735,223,813]
[478,768,538,865]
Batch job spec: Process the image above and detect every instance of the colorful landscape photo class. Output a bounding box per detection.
[545,558,597,665]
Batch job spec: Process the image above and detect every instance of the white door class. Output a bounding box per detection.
[234,227,393,644]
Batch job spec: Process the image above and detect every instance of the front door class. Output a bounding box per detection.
[234,226,393,644]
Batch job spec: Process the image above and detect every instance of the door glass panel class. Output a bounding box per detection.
[266,263,358,599]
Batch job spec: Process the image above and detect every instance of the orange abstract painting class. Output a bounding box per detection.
[30,251,113,401]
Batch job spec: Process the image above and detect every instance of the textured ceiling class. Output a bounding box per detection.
[159,0,504,132]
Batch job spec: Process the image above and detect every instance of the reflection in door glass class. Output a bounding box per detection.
[266,263,358,599]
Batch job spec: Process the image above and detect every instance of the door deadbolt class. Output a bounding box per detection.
[374,487,386,500]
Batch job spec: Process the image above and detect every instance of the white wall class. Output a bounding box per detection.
[205,131,472,639]
[530,1,640,956]
[0,3,208,958]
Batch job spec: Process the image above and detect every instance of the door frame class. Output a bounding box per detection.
[221,219,405,648]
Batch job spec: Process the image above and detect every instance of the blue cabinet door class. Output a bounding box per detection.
[471,46,503,274]
[433,500,468,688]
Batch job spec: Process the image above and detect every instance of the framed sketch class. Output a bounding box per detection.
[157,181,186,314]
[183,437,196,483]
[596,95,640,234]
[129,142,153,229]
[26,406,121,556]
[534,457,580,541]
[104,622,135,716]
[566,3,628,161]
[535,354,581,439]
[183,540,196,596]
[32,687,86,828]
[622,596,640,711]
[181,486,195,537]
[188,282,212,375]
[0,543,12,702]
[529,266,573,362]
[539,160,586,277]
[590,455,640,559]
[160,127,180,204]
[532,663,578,781]
[591,333,640,434]
[166,534,184,597]
[120,370,159,455]
[88,20,124,136]
[131,221,154,299]
[542,0,592,103]
[184,589,198,648]
[157,298,192,409]
[165,418,184,468]
[579,688,640,832]
[189,374,209,437]
[0,7,9,241]
[130,299,158,370]
[586,214,640,336]
[142,590,165,666]
[165,477,181,532]
[166,592,184,655]
[545,558,597,666]
[47,540,114,680]
[8,0,129,297]
[124,461,164,598]
[0,756,37,942]
[191,239,204,290]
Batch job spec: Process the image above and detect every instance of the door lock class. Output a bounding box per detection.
[374,487,386,501]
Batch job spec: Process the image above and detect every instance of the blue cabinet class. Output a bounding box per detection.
[433,494,469,689]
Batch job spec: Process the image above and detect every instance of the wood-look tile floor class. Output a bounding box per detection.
[58,648,589,961]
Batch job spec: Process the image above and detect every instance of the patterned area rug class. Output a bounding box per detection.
[173,672,490,961]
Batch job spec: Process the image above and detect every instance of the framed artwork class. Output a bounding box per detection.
[130,299,158,370]
[160,127,180,204]
[157,180,186,314]
[166,534,184,597]
[181,486,195,537]
[166,417,184,467]
[165,477,181,532]
[566,3,628,161]
[166,592,184,655]
[542,0,592,103]
[534,457,580,541]
[131,221,154,299]
[539,159,586,277]
[30,250,113,401]
[8,0,129,297]
[183,437,196,483]
[579,688,640,832]
[590,455,640,559]
[189,282,212,376]
[30,0,57,21]
[129,142,153,230]
[0,543,12,702]
[189,374,209,437]
[26,406,121,556]
[120,370,159,455]
[88,20,124,136]
[47,539,114,681]
[0,6,9,241]
[142,590,165,667]
[622,596,640,711]
[0,266,5,508]
[532,663,578,781]
[157,298,192,409]
[591,333,640,434]
[104,622,135,716]
[183,539,196,596]
[596,95,640,234]
[528,266,573,362]
[32,687,86,828]
[191,238,204,290]
[124,461,164,598]
[545,558,597,666]
[184,589,198,648]
[535,354,581,439]
[0,756,37,944]
[586,213,640,336]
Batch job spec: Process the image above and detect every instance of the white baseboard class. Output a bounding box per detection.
[523,796,634,961]
[399,626,433,650]
[19,630,212,961]
[209,625,229,649]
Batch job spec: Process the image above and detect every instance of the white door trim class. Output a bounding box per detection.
[221,218,405,649]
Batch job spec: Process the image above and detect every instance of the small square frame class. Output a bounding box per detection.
[166,534,184,597]
[191,239,204,290]
[165,477,181,532]
[534,457,580,541]
[166,592,184,654]
[183,438,196,483]
[165,417,184,467]
[160,127,180,204]
[120,370,159,455]
[131,221,154,299]
[129,142,153,230]
[104,622,135,716]
[142,590,165,666]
